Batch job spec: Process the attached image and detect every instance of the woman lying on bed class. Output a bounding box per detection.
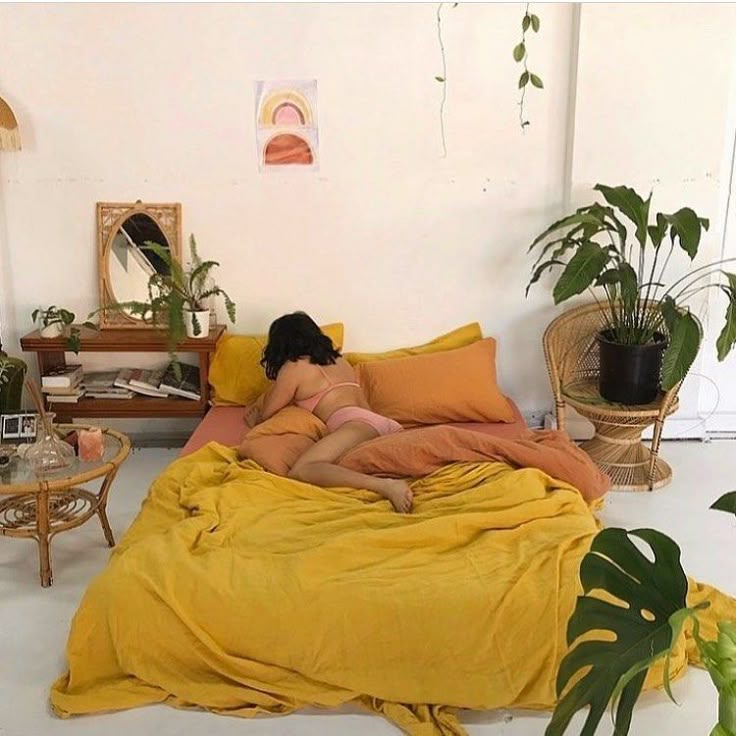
[242,312,414,512]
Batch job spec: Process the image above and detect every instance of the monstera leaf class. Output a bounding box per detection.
[546,528,699,736]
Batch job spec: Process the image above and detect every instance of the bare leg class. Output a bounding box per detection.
[288,422,413,513]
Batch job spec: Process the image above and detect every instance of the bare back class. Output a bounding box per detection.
[291,357,370,422]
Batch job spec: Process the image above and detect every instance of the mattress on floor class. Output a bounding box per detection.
[180,399,529,456]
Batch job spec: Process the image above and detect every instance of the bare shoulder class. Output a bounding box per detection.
[334,356,357,377]
[276,359,308,381]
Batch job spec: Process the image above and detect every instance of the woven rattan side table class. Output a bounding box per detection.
[0,425,130,586]
[563,379,679,491]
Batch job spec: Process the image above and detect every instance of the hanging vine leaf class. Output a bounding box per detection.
[546,528,699,736]
[519,71,530,88]
[522,14,531,31]
[435,76,445,82]
[513,42,526,62]
[530,73,544,88]
[531,13,540,31]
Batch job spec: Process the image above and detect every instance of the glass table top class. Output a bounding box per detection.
[0,431,124,489]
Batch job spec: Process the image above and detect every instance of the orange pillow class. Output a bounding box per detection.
[356,338,514,425]
[238,407,326,475]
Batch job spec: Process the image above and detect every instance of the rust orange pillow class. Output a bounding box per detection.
[356,338,514,425]
[237,407,326,475]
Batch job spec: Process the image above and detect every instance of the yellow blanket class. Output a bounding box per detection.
[51,444,732,735]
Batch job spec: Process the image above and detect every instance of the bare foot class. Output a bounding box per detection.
[380,479,414,513]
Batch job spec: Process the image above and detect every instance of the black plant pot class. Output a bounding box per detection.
[597,331,667,405]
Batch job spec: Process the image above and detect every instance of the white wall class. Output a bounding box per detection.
[571,2,736,430]
[1,2,735,427]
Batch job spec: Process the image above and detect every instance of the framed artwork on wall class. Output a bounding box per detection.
[255,79,319,172]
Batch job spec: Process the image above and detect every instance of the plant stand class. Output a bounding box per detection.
[563,378,679,491]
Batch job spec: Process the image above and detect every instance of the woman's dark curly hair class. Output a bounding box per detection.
[260,312,341,380]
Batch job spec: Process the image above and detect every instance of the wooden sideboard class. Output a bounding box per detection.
[20,325,226,423]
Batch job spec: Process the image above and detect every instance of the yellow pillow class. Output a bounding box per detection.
[344,323,482,365]
[209,323,345,406]
[356,338,514,425]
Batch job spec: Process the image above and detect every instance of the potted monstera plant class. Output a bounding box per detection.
[547,492,736,736]
[527,184,736,404]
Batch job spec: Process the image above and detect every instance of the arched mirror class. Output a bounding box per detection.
[97,201,182,329]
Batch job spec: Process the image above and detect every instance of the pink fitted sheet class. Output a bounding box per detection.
[180,399,528,457]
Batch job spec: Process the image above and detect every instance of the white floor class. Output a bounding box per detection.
[2,441,736,736]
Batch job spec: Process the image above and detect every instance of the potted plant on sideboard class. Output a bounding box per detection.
[31,305,83,353]
[105,233,236,359]
[527,184,736,404]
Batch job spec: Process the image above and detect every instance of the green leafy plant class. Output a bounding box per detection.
[514,3,543,130]
[31,305,83,353]
[103,233,236,356]
[547,492,736,736]
[527,183,736,390]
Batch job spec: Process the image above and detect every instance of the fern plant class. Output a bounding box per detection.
[101,233,236,356]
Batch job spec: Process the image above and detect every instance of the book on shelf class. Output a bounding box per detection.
[83,370,120,390]
[114,368,168,398]
[83,370,134,399]
[159,362,200,401]
[41,365,83,389]
[47,388,86,404]
[128,368,166,394]
[85,387,135,399]
[42,379,83,395]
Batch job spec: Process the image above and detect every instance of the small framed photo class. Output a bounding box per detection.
[1,413,39,442]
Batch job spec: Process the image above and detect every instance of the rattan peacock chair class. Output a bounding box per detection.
[542,302,686,492]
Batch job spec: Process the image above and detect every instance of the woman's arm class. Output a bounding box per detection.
[249,363,300,425]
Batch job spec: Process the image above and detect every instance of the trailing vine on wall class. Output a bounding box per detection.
[513,4,543,130]
[435,2,458,157]
[434,3,544,154]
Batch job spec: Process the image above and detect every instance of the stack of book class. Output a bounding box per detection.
[114,363,200,401]
[42,365,86,404]
[40,363,202,404]
[83,370,134,400]
[114,368,169,398]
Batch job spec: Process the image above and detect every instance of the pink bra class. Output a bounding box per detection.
[295,364,360,413]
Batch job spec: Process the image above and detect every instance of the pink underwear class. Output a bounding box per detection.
[326,406,403,436]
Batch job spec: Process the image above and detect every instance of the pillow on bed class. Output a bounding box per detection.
[344,322,481,365]
[238,406,326,475]
[356,338,515,425]
[209,323,345,406]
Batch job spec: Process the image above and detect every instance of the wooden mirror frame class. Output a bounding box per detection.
[96,201,182,329]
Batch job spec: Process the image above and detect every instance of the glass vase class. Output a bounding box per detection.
[25,411,75,475]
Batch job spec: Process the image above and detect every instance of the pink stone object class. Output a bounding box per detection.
[79,427,104,462]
